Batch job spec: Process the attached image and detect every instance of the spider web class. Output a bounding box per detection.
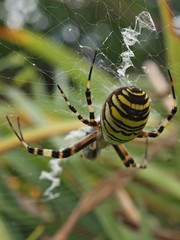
[0,0,175,201]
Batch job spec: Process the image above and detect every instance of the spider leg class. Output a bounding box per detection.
[113,144,147,168]
[137,69,177,138]
[56,51,98,127]
[7,116,23,141]
[85,51,97,126]
[57,84,92,126]
[6,116,97,158]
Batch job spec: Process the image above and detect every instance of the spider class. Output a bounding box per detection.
[6,51,177,168]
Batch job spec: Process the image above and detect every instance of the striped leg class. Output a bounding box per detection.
[138,69,177,139]
[6,116,97,159]
[113,144,147,168]
[57,51,98,127]
[57,85,91,126]
[85,51,97,126]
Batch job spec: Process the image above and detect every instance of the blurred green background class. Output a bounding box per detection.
[0,0,180,240]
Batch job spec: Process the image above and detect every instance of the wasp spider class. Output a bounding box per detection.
[7,51,177,168]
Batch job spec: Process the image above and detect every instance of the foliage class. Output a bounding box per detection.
[0,1,180,240]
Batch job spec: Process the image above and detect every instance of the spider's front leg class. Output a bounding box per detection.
[113,144,148,169]
[6,116,97,159]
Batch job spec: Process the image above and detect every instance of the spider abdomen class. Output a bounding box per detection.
[101,86,151,144]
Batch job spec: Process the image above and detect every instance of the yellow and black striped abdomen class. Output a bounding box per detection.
[101,87,151,144]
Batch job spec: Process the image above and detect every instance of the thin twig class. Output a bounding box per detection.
[52,170,136,240]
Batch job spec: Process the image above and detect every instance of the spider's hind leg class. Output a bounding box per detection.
[85,51,98,125]
[56,51,98,128]
[137,69,177,139]
[57,85,92,126]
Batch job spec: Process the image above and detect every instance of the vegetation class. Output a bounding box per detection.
[0,1,180,239]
